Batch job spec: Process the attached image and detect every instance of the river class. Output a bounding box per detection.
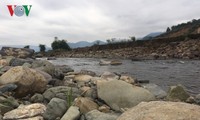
[49,58,200,95]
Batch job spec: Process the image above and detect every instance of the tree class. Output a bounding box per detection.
[39,44,46,52]
[130,36,136,42]
[24,45,30,49]
[51,37,71,50]
[166,27,171,32]
[106,39,111,44]
[54,36,58,41]
[111,38,116,43]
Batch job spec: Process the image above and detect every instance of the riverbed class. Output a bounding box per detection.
[49,58,200,95]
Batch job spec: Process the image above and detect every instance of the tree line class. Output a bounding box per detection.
[24,37,71,52]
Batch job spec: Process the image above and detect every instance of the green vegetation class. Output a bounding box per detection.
[51,37,71,51]
[166,27,171,32]
[130,36,136,42]
[24,45,30,49]
[170,19,200,32]
[39,44,46,52]
[67,87,73,107]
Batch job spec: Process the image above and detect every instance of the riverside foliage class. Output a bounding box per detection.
[51,38,71,51]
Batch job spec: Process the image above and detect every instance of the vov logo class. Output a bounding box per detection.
[7,5,32,17]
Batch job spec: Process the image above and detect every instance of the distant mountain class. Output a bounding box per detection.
[68,40,106,48]
[142,32,163,40]
[0,45,51,52]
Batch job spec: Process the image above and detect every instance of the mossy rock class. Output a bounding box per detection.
[167,84,190,102]
[0,103,13,114]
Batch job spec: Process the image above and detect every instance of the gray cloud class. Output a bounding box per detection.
[0,0,200,47]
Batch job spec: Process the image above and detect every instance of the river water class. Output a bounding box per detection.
[50,58,200,95]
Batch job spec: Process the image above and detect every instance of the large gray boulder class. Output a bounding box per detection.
[85,110,119,120]
[0,47,34,58]
[10,58,33,66]
[117,101,200,120]
[43,98,67,120]
[31,60,55,76]
[43,86,80,102]
[97,80,155,111]
[0,66,48,97]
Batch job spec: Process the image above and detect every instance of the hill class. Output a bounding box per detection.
[142,32,163,40]
[159,19,200,38]
[68,40,106,48]
[46,18,200,60]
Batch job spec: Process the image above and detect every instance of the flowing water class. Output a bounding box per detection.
[50,58,200,95]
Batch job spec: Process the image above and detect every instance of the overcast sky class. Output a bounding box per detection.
[0,0,200,47]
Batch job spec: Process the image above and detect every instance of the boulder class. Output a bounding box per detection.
[74,75,93,83]
[74,97,99,114]
[99,60,111,66]
[31,93,44,103]
[79,70,96,77]
[0,47,34,58]
[31,60,55,76]
[85,110,119,120]
[0,103,13,115]
[54,67,64,80]
[141,83,167,99]
[60,106,80,120]
[10,58,33,66]
[110,60,122,65]
[80,87,97,99]
[17,116,44,120]
[90,77,104,85]
[35,70,52,82]
[120,75,136,84]
[43,86,80,102]
[186,96,195,104]
[97,80,155,111]
[22,63,32,68]
[54,65,74,73]
[100,72,119,81]
[0,59,8,66]
[0,66,12,73]
[3,103,46,120]
[43,98,67,120]
[166,84,190,102]
[195,94,200,104]
[0,96,19,108]
[98,105,110,113]
[117,101,200,120]
[0,84,17,93]
[0,66,48,97]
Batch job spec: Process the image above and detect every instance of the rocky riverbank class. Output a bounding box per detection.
[0,56,200,120]
[44,38,200,60]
